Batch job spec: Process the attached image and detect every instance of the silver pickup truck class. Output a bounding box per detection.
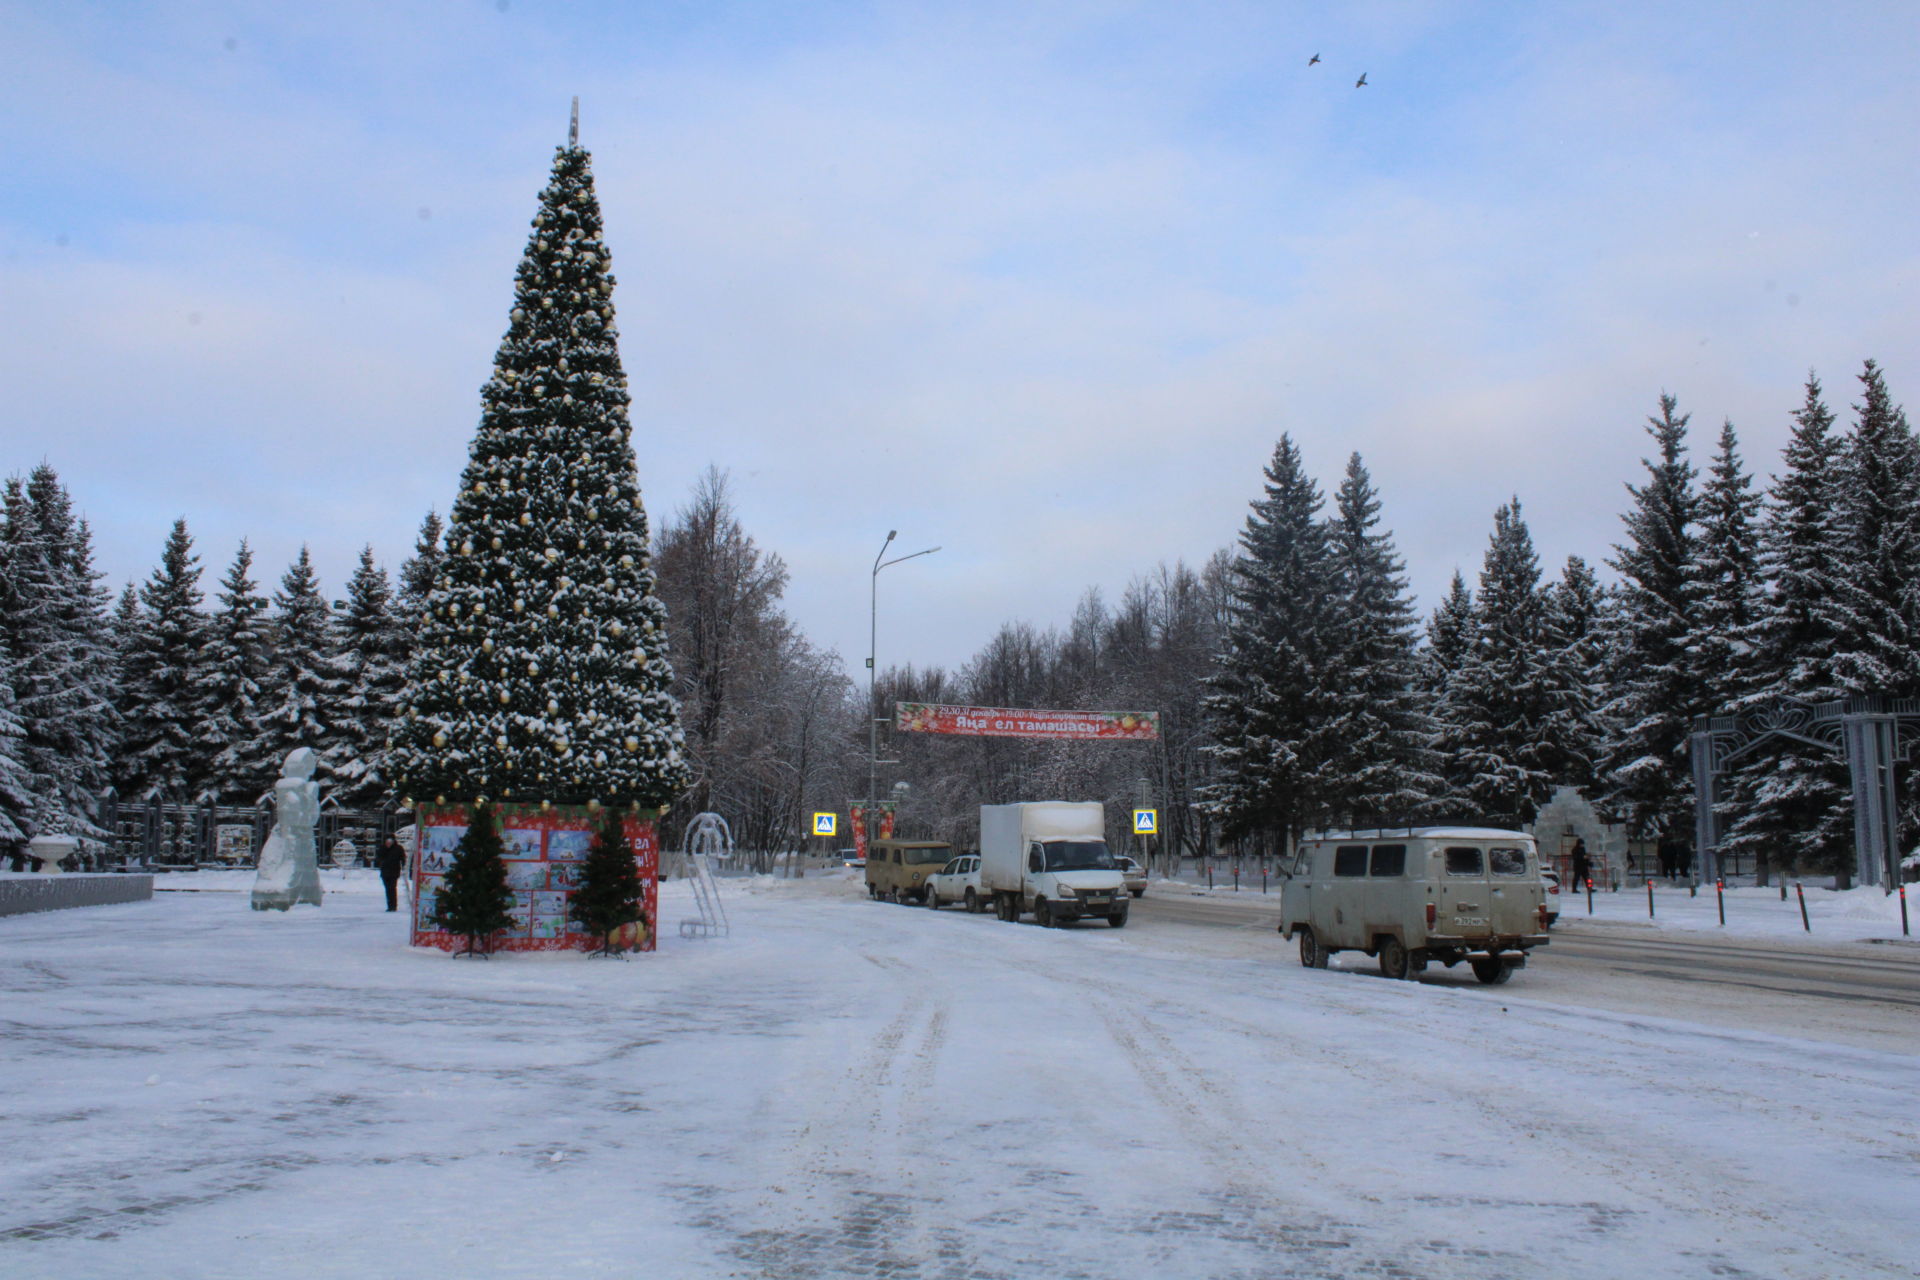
[1281,827,1550,984]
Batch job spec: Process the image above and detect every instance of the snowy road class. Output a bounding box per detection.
[4,872,1918,1279]
[1133,889,1920,1052]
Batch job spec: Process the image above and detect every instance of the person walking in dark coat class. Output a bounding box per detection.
[1570,838,1592,890]
[376,835,407,912]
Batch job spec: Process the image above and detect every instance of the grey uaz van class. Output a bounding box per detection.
[1281,827,1550,984]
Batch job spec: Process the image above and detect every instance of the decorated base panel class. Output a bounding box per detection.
[409,803,658,953]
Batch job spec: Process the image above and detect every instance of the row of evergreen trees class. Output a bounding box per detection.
[6,359,1910,878]
[0,469,452,845]
[1204,361,1911,879]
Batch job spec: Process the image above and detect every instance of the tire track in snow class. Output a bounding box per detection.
[719,950,965,1279]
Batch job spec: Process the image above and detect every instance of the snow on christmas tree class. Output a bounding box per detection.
[389,113,688,812]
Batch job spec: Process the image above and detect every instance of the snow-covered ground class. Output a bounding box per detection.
[4,868,1917,1279]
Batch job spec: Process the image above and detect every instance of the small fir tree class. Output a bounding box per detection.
[427,801,517,956]
[566,808,647,956]
[389,127,688,810]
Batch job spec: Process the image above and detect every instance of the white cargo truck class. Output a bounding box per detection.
[979,802,1129,928]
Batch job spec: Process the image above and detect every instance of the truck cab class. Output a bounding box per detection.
[979,802,1129,928]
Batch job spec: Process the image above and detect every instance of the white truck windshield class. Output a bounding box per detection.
[1042,840,1115,871]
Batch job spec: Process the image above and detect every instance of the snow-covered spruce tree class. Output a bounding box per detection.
[115,519,210,803]
[1320,453,1439,826]
[388,135,688,811]
[1,466,117,838]
[1678,421,1766,867]
[196,541,275,804]
[1720,376,1852,880]
[1598,395,1700,839]
[427,800,516,956]
[1542,555,1611,794]
[1685,422,1764,716]
[1829,360,1920,702]
[1421,572,1474,690]
[332,546,406,809]
[396,510,444,653]
[1435,501,1568,827]
[1201,435,1340,848]
[0,628,33,850]
[567,808,647,955]
[255,547,348,786]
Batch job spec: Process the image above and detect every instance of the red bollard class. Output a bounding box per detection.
[1585,877,1594,914]
[1795,882,1811,932]
[1900,883,1910,938]
[1716,879,1725,927]
[1647,878,1656,919]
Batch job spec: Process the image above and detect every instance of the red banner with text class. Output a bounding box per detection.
[894,702,1160,741]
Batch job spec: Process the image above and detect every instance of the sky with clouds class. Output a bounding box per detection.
[3,0,1915,678]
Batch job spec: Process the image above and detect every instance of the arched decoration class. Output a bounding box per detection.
[1691,695,1920,890]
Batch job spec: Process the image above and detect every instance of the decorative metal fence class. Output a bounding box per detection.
[95,797,408,870]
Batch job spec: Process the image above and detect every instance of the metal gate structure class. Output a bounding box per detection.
[1690,695,1919,891]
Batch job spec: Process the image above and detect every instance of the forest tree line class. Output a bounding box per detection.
[2,360,1911,880]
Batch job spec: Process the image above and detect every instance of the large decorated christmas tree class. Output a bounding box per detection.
[389,114,689,814]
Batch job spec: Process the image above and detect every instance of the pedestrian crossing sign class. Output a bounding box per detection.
[812,813,837,838]
[1132,808,1158,835]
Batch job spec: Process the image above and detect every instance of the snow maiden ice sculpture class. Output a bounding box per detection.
[251,748,324,911]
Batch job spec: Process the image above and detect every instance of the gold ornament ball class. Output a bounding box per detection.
[433,731,447,748]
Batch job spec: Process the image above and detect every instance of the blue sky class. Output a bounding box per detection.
[3,0,1916,675]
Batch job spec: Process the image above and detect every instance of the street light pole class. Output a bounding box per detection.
[869,531,939,854]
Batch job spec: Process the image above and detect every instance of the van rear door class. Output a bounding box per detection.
[1485,843,1542,934]
[1439,845,1491,935]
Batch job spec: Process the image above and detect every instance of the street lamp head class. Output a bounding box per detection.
[886,529,897,542]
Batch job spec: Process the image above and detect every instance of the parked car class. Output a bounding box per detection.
[1541,869,1561,927]
[840,849,865,869]
[865,839,955,903]
[924,855,986,912]
[1117,855,1148,898]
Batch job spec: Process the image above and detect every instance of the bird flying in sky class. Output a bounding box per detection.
[1308,53,1320,66]
[1355,72,1368,87]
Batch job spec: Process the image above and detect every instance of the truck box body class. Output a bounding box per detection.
[979,801,1128,926]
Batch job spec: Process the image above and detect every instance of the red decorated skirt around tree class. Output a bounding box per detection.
[409,802,659,953]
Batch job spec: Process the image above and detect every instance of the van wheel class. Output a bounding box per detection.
[964,888,979,914]
[868,884,881,900]
[1297,927,1327,968]
[1378,937,1412,980]
[1033,897,1053,928]
[1471,958,1513,985]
